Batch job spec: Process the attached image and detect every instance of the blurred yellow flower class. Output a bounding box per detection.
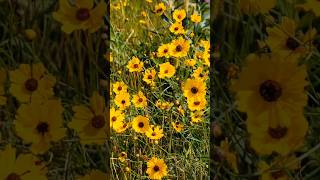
[53,0,107,33]
[0,145,48,180]
[220,139,239,173]
[296,0,320,17]
[154,3,166,15]
[239,0,276,15]
[191,12,201,23]
[15,99,66,154]
[69,92,107,145]
[9,63,56,103]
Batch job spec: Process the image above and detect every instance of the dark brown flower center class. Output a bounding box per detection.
[133,64,139,68]
[191,87,198,94]
[76,8,90,21]
[151,132,156,136]
[91,115,106,129]
[153,165,160,172]
[194,101,200,105]
[164,70,169,74]
[156,8,163,13]
[175,45,183,52]
[268,126,288,139]
[36,122,49,136]
[259,80,282,102]
[177,15,182,19]
[138,122,144,128]
[138,98,143,102]
[286,37,300,50]
[111,116,117,122]
[163,49,168,53]
[117,86,122,91]
[25,78,38,92]
[148,75,153,79]
[121,100,126,104]
[174,27,178,31]
[6,173,21,180]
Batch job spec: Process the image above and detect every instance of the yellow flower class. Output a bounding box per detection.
[78,170,109,180]
[112,81,128,94]
[132,115,150,133]
[248,112,308,155]
[191,12,201,23]
[145,0,153,3]
[296,0,320,17]
[182,78,207,99]
[157,44,171,58]
[172,9,186,22]
[184,59,197,67]
[114,92,131,110]
[169,22,185,35]
[239,0,277,15]
[154,3,166,15]
[9,63,56,103]
[187,96,207,111]
[170,37,190,58]
[118,152,127,162]
[132,91,148,108]
[146,126,164,140]
[146,157,168,179]
[158,62,176,79]
[0,68,7,106]
[0,145,48,180]
[141,11,147,17]
[200,40,210,52]
[110,107,125,129]
[143,69,157,85]
[230,53,308,127]
[15,99,66,154]
[220,139,239,173]
[113,121,130,133]
[53,0,107,34]
[266,17,316,59]
[259,156,300,180]
[171,122,184,132]
[69,92,107,145]
[24,29,37,41]
[192,66,209,81]
[177,105,185,116]
[126,57,144,72]
[191,111,204,123]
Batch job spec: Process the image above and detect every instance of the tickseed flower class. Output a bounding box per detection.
[132,91,148,108]
[146,157,168,179]
[169,22,185,35]
[191,12,201,23]
[112,81,128,94]
[68,91,107,145]
[127,57,144,72]
[110,107,125,129]
[0,145,48,180]
[171,122,184,132]
[9,63,56,103]
[154,3,166,15]
[132,115,150,133]
[118,152,127,162]
[114,92,131,110]
[146,126,164,140]
[182,78,207,99]
[172,9,186,22]
[53,0,107,33]
[143,69,157,85]
[158,62,176,79]
[170,37,190,58]
[15,99,66,154]
[157,44,171,58]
